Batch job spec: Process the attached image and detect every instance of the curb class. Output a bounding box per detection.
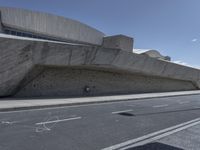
[0,91,200,112]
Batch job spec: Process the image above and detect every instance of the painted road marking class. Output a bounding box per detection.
[102,117,200,150]
[111,109,133,114]
[178,101,189,104]
[35,116,81,125]
[152,104,168,108]
[1,120,20,125]
[127,104,135,107]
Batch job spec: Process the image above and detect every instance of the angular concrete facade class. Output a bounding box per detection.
[0,7,200,98]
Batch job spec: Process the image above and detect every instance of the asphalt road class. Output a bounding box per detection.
[1,94,200,150]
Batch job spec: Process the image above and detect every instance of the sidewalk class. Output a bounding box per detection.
[0,90,200,112]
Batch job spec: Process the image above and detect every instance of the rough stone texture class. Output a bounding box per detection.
[0,7,105,45]
[15,67,196,97]
[102,35,133,52]
[0,34,199,97]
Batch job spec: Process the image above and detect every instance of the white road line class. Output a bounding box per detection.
[178,101,189,104]
[1,120,19,125]
[35,116,81,125]
[152,104,168,108]
[127,104,135,107]
[102,117,200,150]
[111,109,133,114]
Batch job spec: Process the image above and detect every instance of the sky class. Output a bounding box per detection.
[0,0,200,68]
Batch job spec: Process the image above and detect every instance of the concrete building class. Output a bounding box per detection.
[133,49,171,61]
[0,7,200,98]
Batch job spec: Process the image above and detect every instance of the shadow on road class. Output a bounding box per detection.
[126,142,184,150]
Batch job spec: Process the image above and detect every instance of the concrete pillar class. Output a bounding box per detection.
[102,34,134,52]
[0,12,3,33]
[0,24,2,33]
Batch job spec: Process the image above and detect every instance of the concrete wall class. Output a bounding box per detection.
[34,41,200,88]
[0,7,105,45]
[0,36,34,97]
[15,67,196,97]
[0,34,199,97]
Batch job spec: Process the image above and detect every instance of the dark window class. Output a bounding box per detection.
[17,32,22,36]
[4,28,61,42]
[11,31,16,35]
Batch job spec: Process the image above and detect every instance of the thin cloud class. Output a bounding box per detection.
[133,49,150,54]
[192,38,198,42]
[173,60,200,69]
[173,60,188,66]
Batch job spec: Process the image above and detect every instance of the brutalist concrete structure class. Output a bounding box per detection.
[0,7,200,98]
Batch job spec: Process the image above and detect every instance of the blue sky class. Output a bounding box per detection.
[0,0,199,68]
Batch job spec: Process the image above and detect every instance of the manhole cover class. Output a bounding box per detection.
[118,112,135,117]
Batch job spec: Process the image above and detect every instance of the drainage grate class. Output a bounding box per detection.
[118,112,135,117]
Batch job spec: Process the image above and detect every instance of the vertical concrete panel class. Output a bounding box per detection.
[92,48,120,65]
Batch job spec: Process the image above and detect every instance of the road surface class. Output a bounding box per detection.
[1,94,200,150]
